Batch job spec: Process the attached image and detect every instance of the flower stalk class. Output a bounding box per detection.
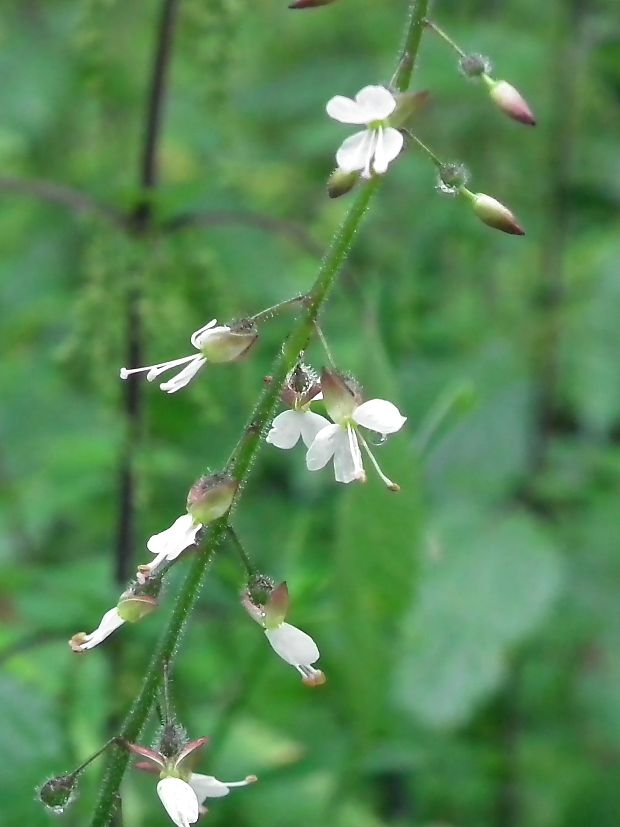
[89,2,430,824]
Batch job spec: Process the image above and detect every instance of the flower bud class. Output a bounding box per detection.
[197,322,258,363]
[187,473,238,524]
[289,0,338,7]
[38,774,78,813]
[117,592,158,623]
[486,78,536,126]
[320,368,362,423]
[327,168,359,199]
[263,582,290,629]
[390,90,430,128]
[459,53,492,78]
[465,190,525,235]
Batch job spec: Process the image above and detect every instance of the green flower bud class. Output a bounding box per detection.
[327,168,359,199]
[187,473,238,524]
[320,368,362,423]
[117,593,158,623]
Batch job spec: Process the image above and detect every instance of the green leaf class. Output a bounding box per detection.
[395,509,564,729]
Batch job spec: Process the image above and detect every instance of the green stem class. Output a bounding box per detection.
[424,18,467,58]
[90,2,429,824]
[249,293,307,324]
[226,526,256,576]
[405,131,444,168]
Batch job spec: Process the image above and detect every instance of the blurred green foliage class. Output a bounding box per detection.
[1,1,619,826]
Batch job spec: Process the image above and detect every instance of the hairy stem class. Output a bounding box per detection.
[90,2,428,823]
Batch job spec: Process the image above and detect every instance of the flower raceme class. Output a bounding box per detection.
[243,581,326,687]
[125,732,256,827]
[304,369,407,488]
[326,85,404,178]
[120,319,257,394]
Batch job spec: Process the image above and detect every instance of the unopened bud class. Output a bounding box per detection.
[459,53,492,78]
[485,77,536,126]
[437,162,470,195]
[327,168,359,199]
[264,582,290,629]
[197,322,258,363]
[321,368,362,423]
[390,90,430,128]
[187,473,238,524]
[38,774,78,814]
[117,593,158,623]
[464,190,525,235]
[289,0,338,8]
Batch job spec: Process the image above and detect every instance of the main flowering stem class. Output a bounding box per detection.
[90,2,429,824]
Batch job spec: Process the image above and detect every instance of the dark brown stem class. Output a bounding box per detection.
[116,0,180,586]
[0,176,126,226]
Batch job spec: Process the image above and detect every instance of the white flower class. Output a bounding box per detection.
[264,621,325,687]
[306,398,406,488]
[138,514,201,582]
[69,607,125,652]
[157,773,256,827]
[120,319,257,394]
[326,85,404,178]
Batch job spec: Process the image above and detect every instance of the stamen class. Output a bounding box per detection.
[357,432,400,491]
[297,664,327,687]
[119,355,196,382]
[347,425,366,483]
[221,776,258,788]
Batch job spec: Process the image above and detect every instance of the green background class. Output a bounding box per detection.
[1,1,619,825]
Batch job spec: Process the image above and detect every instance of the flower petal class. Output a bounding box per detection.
[305,423,341,470]
[354,85,396,120]
[333,425,365,483]
[70,607,125,652]
[264,622,319,666]
[352,399,407,435]
[265,410,304,449]
[299,411,331,447]
[147,514,201,561]
[159,356,206,393]
[326,95,369,124]
[372,126,404,174]
[157,777,200,827]
[190,319,218,348]
[188,774,231,801]
[336,129,376,174]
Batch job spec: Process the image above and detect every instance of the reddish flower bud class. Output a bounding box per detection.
[390,90,430,128]
[465,190,525,236]
[187,473,238,524]
[486,78,536,126]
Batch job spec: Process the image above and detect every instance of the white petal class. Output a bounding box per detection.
[333,425,365,483]
[192,324,231,350]
[190,319,218,348]
[305,423,341,470]
[265,622,319,666]
[265,410,304,449]
[147,514,201,561]
[157,777,199,827]
[189,774,231,802]
[299,411,331,447]
[73,607,125,651]
[326,95,369,124]
[372,126,404,174]
[159,356,206,393]
[352,399,407,435]
[336,129,375,174]
[354,85,397,120]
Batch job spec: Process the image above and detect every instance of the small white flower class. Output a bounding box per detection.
[326,85,404,178]
[138,514,201,582]
[69,607,125,652]
[128,737,256,827]
[242,581,326,686]
[264,621,325,686]
[306,396,407,488]
[120,319,257,394]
